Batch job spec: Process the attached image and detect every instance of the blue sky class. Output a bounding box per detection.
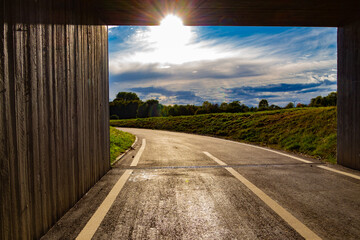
[108,19,337,107]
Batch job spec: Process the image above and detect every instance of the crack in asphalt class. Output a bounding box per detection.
[118,162,324,170]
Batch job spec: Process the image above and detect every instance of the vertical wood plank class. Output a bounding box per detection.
[4,1,19,239]
[46,1,58,224]
[0,1,11,239]
[28,20,41,240]
[15,0,32,237]
[66,0,77,207]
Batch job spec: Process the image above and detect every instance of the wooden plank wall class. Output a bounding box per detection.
[0,0,110,239]
[338,21,360,170]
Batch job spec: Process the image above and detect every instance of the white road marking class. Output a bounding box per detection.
[203,151,322,240]
[205,136,360,180]
[211,137,313,163]
[76,170,133,240]
[76,139,146,240]
[131,139,146,166]
[317,165,360,180]
[203,151,227,166]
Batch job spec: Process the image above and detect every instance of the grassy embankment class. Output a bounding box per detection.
[110,107,337,163]
[109,127,135,165]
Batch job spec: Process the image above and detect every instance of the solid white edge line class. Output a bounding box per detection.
[131,139,146,166]
[76,138,146,240]
[203,151,322,240]
[76,170,133,240]
[317,165,360,180]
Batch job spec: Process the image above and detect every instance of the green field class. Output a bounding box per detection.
[111,107,337,163]
[109,127,136,165]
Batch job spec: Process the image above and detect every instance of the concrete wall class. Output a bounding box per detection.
[0,0,110,239]
[338,21,360,170]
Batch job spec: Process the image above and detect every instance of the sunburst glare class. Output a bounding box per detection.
[147,15,193,64]
[150,15,192,47]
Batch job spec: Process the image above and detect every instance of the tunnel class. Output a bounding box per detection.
[1,0,359,238]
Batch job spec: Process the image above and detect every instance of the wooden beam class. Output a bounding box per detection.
[4,0,360,27]
[97,0,360,27]
[337,21,360,170]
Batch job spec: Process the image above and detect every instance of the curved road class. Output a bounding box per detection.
[43,128,360,240]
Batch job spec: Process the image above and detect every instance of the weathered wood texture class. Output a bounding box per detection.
[6,0,360,27]
[338,21,360,170]
[0,0,110,239]
[97,0,360,27]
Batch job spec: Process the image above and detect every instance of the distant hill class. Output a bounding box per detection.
[110,107,337,163]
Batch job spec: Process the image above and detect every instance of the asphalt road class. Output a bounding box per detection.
[42,128,360,240]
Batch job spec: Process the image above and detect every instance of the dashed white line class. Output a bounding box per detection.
[203,151,322,240]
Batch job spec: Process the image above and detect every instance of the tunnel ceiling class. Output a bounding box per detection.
[96,0,360,27]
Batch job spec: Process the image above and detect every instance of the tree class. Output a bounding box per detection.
[309,92,337,107]
[110,99,140,119]
[137,102,148,118]
[168,104,179,116]
[258,99,269,110]
[285,102,294,108]
[201,101,212,113]
[137,99,161,118]
[269,104,281,110]
[196,101,212,114]
[309,96,323,107]
[115,92,140,101]
[324,92,337,106]
[146,99,161,117]
[296,103,306,108]
[109,92,141,119]
[220,102,228,112]
[227,101,244,113]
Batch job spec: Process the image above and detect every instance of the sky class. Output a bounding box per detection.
[108,16,337,107]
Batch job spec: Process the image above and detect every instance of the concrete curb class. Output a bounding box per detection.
[111,136,138,166]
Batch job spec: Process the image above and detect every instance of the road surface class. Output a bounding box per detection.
[42,128,360,240]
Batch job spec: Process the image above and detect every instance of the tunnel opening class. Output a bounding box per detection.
[108,23,338,163]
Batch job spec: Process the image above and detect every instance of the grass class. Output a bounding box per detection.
[110,107,337,164]
[109,127,136,165]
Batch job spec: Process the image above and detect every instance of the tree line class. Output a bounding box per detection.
[110,91,337,119]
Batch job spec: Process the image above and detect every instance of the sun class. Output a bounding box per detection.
[160,14,185,32]
[149,15,192,50]
[130,14,199,65]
